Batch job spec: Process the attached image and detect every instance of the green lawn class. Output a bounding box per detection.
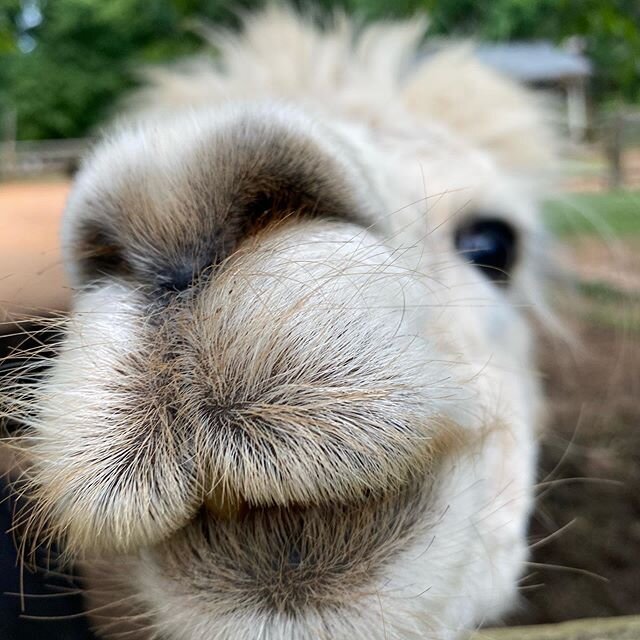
[544,190,640,333]
[577,281,640,333]
[544,191,640,237]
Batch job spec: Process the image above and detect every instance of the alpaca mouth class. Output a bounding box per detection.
[150,476,438,616]
[203,484,249,522]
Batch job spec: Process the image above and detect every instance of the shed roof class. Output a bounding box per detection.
[475,42,591,83]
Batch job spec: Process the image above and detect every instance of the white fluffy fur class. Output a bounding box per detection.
[6,7,556,639]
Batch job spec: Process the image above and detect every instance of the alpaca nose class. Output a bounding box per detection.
[154,251,217,293]
[181,220,443,514]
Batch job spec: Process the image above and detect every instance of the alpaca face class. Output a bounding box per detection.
[8,10,554,640]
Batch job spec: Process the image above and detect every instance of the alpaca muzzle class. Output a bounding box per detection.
[23,221,450,556]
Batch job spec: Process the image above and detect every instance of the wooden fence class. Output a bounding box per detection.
[602,109,640,190]
[472,615,640,639]
[1,109,639,190]
[0,138,89,179]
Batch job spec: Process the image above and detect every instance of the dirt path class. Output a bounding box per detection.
[560,237,640,294]
[508,241,640,625]
[0,180,70,319]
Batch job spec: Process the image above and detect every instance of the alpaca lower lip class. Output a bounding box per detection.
[151,478,436,616]
[194,481,430,562]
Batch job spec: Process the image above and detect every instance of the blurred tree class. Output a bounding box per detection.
[1,0,200,140]
[0,2,19,54]
[0,0,638,140]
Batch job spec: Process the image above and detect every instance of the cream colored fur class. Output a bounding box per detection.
[4,7,555,640]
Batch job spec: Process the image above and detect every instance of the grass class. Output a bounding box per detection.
[577,280,640,333]
[543,190,640,333]
[544,191,640,237]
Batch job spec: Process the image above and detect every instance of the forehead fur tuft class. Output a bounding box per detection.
[404,46,557,172]
[130,6,555,176]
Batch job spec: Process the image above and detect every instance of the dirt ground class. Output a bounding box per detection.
[0,180,70,320]
[559,238,640,294]
[509,241,640,625]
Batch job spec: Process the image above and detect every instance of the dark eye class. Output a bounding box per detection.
[454,218,518,284]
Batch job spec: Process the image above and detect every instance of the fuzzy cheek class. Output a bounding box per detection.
[24,285,200,555]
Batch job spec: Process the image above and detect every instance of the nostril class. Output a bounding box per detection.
[287,547,302,568]
[156,264,197,293]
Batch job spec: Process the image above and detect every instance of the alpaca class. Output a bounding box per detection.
[3,7,557,639]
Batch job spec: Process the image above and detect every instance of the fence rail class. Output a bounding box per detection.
[2,110,640,190]
[0,138,89,179]
[472,614,640,639]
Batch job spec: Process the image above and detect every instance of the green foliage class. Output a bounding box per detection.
[1,0,202,139]
[0,0,639,140]
[0,1,20,51]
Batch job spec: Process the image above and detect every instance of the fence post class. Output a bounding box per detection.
[605,111,624,190]
[0,108,17,180]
